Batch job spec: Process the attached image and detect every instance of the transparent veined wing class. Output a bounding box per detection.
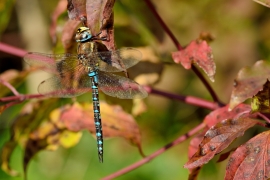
[37,66,93,97]
[98,47,142,72]
[24,53,79,74]
[98,71,147,99]
[24,48,142,74]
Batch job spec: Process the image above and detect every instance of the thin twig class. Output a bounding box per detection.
[0,94,44,102]
[145,86,219,110]
[257,112,270,124]
[191,66,221,104]
[0,42,27,57]
[0,78,20,96]
[1,101,23,111]
[102,123,205,180]
[256,121,269,128]
[143,0,182,50]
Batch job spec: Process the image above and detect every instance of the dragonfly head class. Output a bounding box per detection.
[75,27,93,42]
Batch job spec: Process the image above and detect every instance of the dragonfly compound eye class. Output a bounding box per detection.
[82,32,92,40]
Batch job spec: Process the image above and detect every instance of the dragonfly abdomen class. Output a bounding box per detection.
[88,71,103,163]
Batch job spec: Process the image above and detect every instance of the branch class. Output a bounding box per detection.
[0,42,27,57]
[143,0,221,104]
[143,0,182,50]
[0,94,44,102]
[102,123,205,180]
[191,66,221,104]
[257,113,270,124]
[145,86,219,110]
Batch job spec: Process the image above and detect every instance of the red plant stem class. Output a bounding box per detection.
[0,78,20,96]
[145,86,219,110]
[0,42,27,57]
[102,123,206,180]
[143,0,221,104]
[3,101,23,109]
[143,0,182,50]
[257,113,270,124]
[0,94,44,102]
[191,66,221,104]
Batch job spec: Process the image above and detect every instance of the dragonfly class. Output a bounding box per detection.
[24,26,148,163]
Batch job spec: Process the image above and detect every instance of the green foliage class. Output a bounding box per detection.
[0,0,15,37]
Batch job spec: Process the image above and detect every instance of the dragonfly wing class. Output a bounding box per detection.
[98,71,148,99]
[24,52,78,74]
[38,68,92,98]
[98,48,142,72]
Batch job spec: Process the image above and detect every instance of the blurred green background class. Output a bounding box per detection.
[0,0,270,179]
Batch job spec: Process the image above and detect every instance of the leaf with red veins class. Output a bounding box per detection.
[172,39,215,82]
[204,104,252,128]
[229,60,270,110]
[184,117,259,169]
[225,130,270,180]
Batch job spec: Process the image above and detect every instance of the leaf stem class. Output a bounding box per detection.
[102,123,205,180]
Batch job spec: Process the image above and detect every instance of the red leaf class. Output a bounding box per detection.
[217,148,236,163]
[188,132,205,159]
[229,60,270,110]
[184,117,258,169]
[67,0,86,21]
[187,104,251,165]
[61,20,81,50]
[204,104,252,128]
[67,0,116,50]
[60,102,143,151]
[85,0,115,50]
[172,39,215,82]
[225,131,270,180]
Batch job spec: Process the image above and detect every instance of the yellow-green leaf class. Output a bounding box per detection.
[59,130,82,148]
[251,79,270,113]
[1,141,19,176]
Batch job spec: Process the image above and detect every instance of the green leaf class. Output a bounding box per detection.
[1,141,19,176]
[0,0,15,37]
